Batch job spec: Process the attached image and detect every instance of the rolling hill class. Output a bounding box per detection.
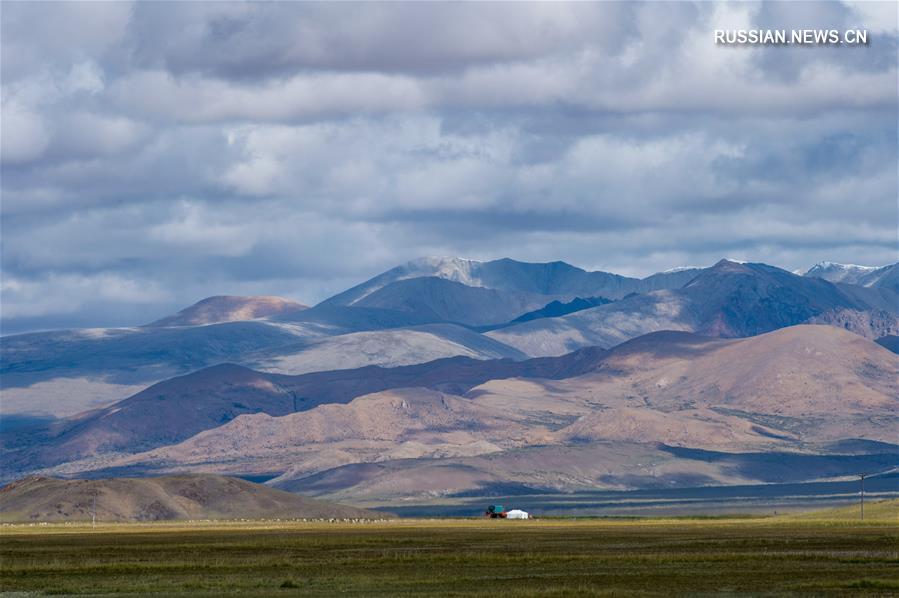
[0,320,328,417]
[0,320,523,417]
[0,345,608,476]
[0,474,387,522]
[253,324,528,375]
[146,295,308,327]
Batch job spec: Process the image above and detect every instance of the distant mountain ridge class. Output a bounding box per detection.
[487,259,897,356]
[804,261,896,288]
[320,256,702,306]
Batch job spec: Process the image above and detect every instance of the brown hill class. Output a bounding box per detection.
[2,347,607,475]
[147,296,307,327]
[590,325,897,420]
[0,474,387,522]
[89,326,897,499]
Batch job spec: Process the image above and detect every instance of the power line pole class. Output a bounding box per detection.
[92,493,96,529]
[859,474,866,521]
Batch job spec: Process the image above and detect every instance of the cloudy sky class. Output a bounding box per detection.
[2,1,897,333]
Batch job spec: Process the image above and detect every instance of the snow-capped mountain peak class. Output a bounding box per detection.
[804,262,882,285]
[403,256,483,287]
[807,261,878,273]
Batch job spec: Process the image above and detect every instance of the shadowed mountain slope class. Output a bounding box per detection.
[276,445,899,504]
[872,263,899,293]
[0,321,310,383]
[1,346,608,475]
[1,319,523,417]
[875,335,899,354]
[0,320,327,417]
[510,296,612,324]
[350,277,552,326]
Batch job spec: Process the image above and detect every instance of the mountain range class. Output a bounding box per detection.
[486,259,898,356]
[1,257,897,509]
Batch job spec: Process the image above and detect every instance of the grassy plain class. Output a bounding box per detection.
[1,503,897,596]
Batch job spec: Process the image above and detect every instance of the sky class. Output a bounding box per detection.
[1,1,897,334]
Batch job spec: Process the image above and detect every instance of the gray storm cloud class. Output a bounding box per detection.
[1,1,896,333]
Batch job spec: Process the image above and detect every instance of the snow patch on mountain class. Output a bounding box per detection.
[804,262,892,286]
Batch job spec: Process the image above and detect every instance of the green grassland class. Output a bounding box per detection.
[1,502,897,596]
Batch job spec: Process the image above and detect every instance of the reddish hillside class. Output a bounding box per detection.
[148,296,307,327]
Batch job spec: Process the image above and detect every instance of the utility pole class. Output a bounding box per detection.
[859,474,866,521]
[92,493,96,529]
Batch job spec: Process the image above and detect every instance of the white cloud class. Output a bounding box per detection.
[55,112,147,157]
[64,61,105,95]
[147,202,256,256]
[110,70,427,123]
[1,272,168,319]
[0,1,896,331]
[1,100,51,163]
[839,1,897,33]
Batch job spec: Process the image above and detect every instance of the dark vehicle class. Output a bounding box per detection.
[485,505,507,518]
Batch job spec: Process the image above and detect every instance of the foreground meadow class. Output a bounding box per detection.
[1,510,897,596]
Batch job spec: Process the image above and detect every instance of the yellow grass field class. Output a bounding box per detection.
[2,501,897,596]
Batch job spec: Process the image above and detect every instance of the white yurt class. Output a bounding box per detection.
[506,509,529,519]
